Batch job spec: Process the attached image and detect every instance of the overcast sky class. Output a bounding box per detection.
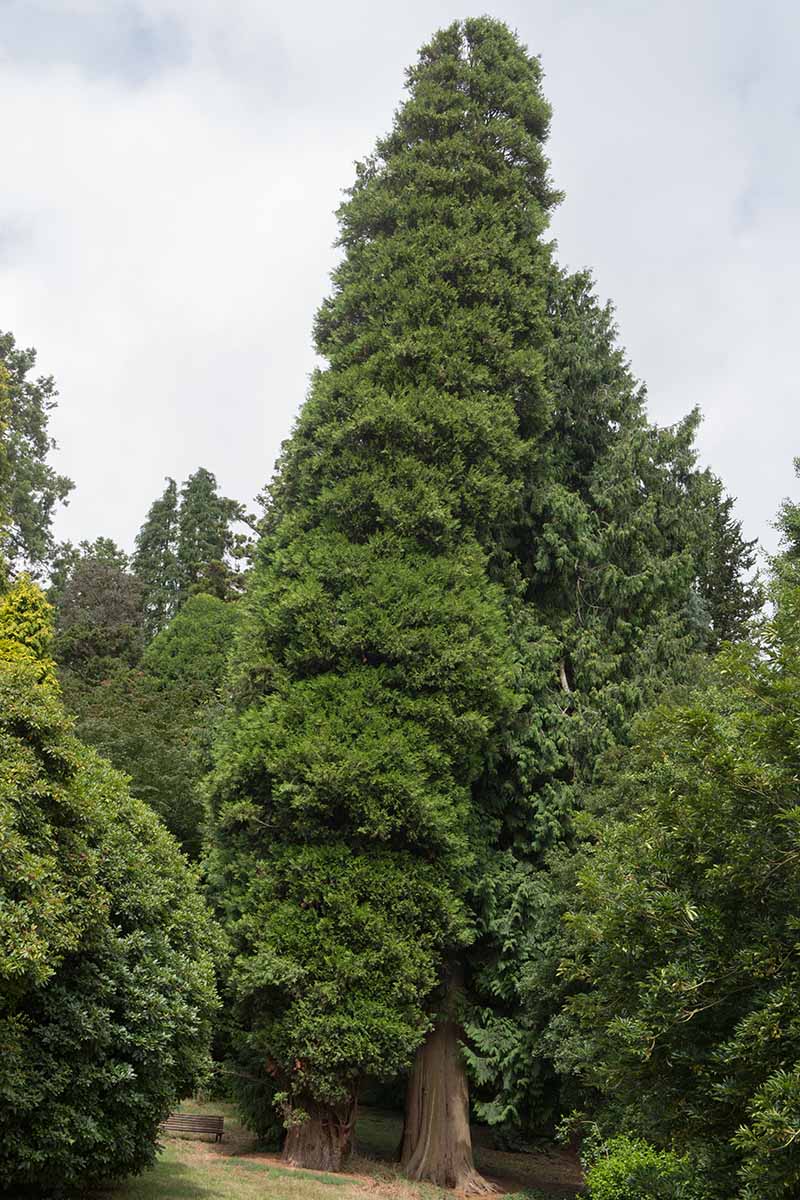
[2,0,798,558]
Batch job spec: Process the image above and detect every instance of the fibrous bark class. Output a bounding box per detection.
[282,1099,356,1172]
[400,977,495,1193]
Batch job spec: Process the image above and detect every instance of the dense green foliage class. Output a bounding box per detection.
[132,477,182,637]
[49,511,240,858]
[694,478,761,647]
[206,19,763,1154]
[48,535,131,606]
[144,590,238,695]
[0,330,72,575]
[59,592,237,857]
[61,666,203,853]
[777,457,800,569]
[0,579,219,1195]
[209,539,514,1123]
[0,21,777,1189]
[52,539,145,677]
[462,268,760,1139]
[0,364,11,584]
[583,1136,703,1200]
[177,467,248,600]
[552,496,800,1196]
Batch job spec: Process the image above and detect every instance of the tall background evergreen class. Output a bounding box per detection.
[132,477,181,637]
[133,469,250,638]
[463,268,760,1142]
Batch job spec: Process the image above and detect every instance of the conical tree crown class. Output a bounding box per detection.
[273,18,560,550]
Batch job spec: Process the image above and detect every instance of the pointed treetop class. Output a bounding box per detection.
[392,18,560,204]
[132,477,181,637]
[177,467,242,600]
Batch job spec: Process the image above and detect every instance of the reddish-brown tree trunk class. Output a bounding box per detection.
[400,973,495,1193]
[282,1097,356,1172]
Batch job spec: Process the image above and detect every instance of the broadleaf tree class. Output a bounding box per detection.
[553,477,800,1199]
[0,330,73,576]
[52,539,145,677]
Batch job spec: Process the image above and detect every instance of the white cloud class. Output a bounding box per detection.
[1,0,797,556]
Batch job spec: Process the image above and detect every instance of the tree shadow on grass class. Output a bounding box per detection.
[94,1158,216,1200]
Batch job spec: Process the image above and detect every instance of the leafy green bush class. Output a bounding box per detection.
[143,591,237,694]
[558,568,800,1197]
[585,1136,704,1200]
[0,580,220,1194]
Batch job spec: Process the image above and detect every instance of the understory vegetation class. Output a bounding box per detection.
[1,14,796,1200]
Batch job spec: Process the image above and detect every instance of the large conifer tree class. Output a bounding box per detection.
[208,17,560,1180]
[209,17,757,1182]
[134,470,247,637]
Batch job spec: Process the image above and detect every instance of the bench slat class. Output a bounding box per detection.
[164,1117,223,1126]
[165,1113,221,1123]
[161,1113,224,1142]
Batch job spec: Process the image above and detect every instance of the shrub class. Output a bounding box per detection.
[559,572,800,1196]
[0,580,220,1194]
[584,1135,704,1200]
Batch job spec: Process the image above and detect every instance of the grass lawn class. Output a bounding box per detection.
[95,1101,583,1200]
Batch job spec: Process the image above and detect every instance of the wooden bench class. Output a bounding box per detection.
[161,1112,224,1142]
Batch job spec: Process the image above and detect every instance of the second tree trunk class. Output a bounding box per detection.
[400,979,495,1193]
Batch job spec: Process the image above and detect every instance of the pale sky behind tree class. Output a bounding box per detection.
[1,0,798,557]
